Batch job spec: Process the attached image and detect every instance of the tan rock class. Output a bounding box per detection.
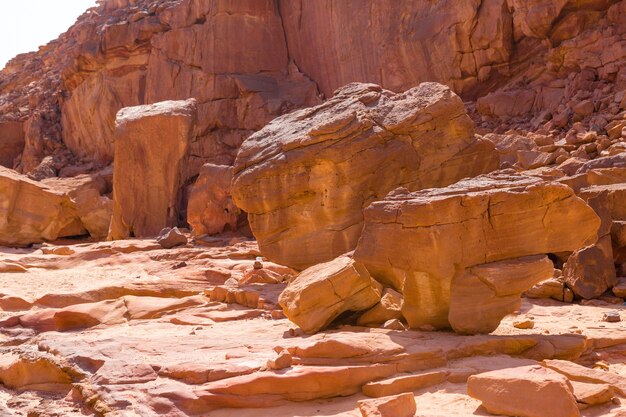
[0,351,72,393]
[449,255,554,334]
[187,164,240,236]
[233,82,497,269]
[0,166,82,246]
[362,370,447,398]
[42,173,113,240]
[355,171,599,331]
[358,392,416,417]
[525,277,574,302]
[279,256,382,334]
[563,236,617,299]
[514,319,535,329]
[467,365,580,417]
[267,350,292,371]
[108,99,197,239]
[357,288,403,327]
[570,380,614,405]
[613,277,626,298]
[156,227,188,249]
[482,133,536,167]
[543,359,626,396]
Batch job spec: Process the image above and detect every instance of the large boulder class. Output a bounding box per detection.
[42,173,113,240]
[232,82,498,270]
[108,99,197,240]
[354,171,600,332]
[0,167,82,246]
[279,256,382,334]
[565,183,626,298]
[467,365,580,417]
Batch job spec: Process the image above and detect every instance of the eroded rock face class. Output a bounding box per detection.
[0,121,24,169]
[187,164,240,236]
[232,82,498,270]
[354,171,600,332]
[448,255,554,334]
[0,167,81,246]
[278,256,382,334]
[108,99,196,239]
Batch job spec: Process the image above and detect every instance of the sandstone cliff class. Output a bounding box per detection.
[1,0,625,177]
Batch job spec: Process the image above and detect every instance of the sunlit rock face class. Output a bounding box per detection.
[354,171,600,332]
[108,99,196,240]
[232,82,498,270]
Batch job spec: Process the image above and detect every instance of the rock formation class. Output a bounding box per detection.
[278,256,382,334]
[0,167,81,246]
[1,0,626,416]
[108,99,196,239]
[233,82,498,269]
[354,171,600,332]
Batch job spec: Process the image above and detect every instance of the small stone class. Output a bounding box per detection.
[156,227,188,249]
[513,319,535,329]
[381,319,406,331]
[267,350,292,370]
[602,311,621,322]
[253,261,263,270]
[358,392,416,417]
[573,100,595,117]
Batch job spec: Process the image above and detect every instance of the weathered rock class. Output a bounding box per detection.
[187,164,240,236]
[108,99,197,240]
[279,256,382,334]
[448,255,554,334]
[613,277,626,298]
[563,236,617,299]
[357,392,416,417]
[543,359,626,396]
[266,350,292,371]
[482,133,536,167]
[42,173,113,240]
[354,171,599,331]
[467,365,580,417]
[362,371,448,398]
[0,167,82,246]
[525,277,574,302]
[602,311,621,323]
[233,82,498,269]
[280,0,515,96]
[0,351,72,393]
[156,227,188,249]
[570,381,614,405]
[357,288,403,327]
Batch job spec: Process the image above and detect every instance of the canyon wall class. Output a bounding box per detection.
[1,0,624,176]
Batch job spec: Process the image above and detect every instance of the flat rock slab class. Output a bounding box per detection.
[467,365,580,417]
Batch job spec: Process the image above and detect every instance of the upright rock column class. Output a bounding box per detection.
[108,99,196,240]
